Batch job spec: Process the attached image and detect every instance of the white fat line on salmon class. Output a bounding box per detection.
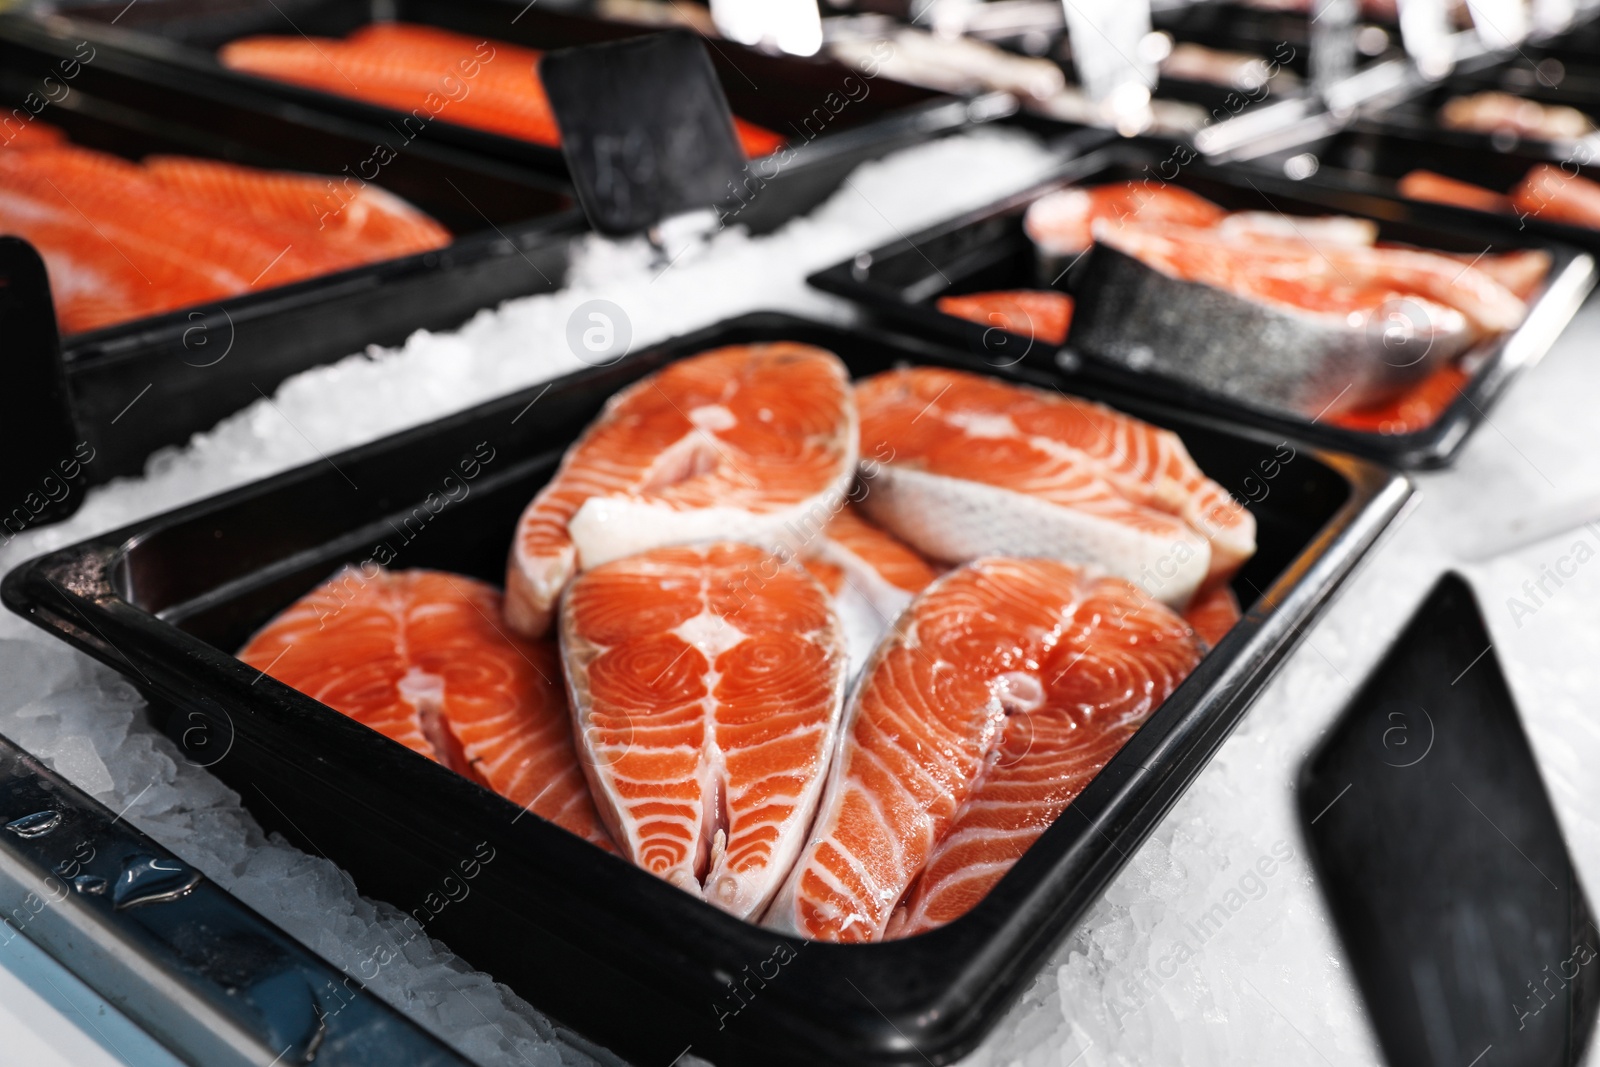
[0,41,95,148]
[314,40,497,232]
[716,38,895,233]
[310,442,497,629]
[0,440,96,544]
[1107,839,1297,1031]
[1504,520,1600,628]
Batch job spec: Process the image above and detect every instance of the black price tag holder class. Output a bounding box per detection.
[1299,573,1599,1067]
[540,31,747,245]
[0,236,89,532]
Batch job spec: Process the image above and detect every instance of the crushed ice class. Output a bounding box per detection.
[3,123,1597,1067]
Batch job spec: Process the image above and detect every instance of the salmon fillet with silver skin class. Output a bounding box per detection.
[561,543,848,919]
[853,367,1254,607]
[766,558,1201,942]
[800,504,942,678]
[237,567,614,850]
[505,343,857,638]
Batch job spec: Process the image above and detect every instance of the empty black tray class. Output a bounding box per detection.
[4,311,1410,1066]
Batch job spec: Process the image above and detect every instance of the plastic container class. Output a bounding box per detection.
[807,142,1595,468]
[5,311,1411,1066]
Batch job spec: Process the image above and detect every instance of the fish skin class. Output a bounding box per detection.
[1069,241,1473,418]
[237,567,615,850]
[506,343,857,638]
[766,557,1200,942]
[852,367,1253,606]
[1094,218,1526,334]
[561,543,847,919]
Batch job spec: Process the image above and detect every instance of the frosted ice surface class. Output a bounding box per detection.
[1,122,1597,1067]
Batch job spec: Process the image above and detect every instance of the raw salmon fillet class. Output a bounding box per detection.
[142,155,450,263]
[801,503,942,676]
[0,136,449,334]
[561,543,847,918]
[1512,164,1600,231]
[1326,363,1470,435]
[1397,170,1513,214]
[853,367,1255,607]
[767,558,1201,941]
[1023,183,1226,256]
[935,290,1074,345]
[506,343,857,638]
[0,118,67,149]
[238,567,613,849]
[220,22,786,158]
[1183,583,1242,649]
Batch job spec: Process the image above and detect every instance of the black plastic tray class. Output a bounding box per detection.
[1244,108,1600,255]
[43,0,987,207]
[808,142,1595,468]
[3,311,1410,1066]
[0,17,581,495]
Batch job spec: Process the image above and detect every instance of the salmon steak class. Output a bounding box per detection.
[853,367,1255,607]
[560,543,848,918]
[220,22,785,158]
[800,503,943,676]
[935,290,1074,345]
[1070,214,1528,417]
[506,343,857,638]
[767,557,1201,941]
[238,568,613,849]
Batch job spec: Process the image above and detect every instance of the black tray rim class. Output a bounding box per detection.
[0,310,1414,1065]
[805,139,1597,469]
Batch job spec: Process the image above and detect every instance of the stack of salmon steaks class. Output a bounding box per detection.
[239,343,1256,942]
